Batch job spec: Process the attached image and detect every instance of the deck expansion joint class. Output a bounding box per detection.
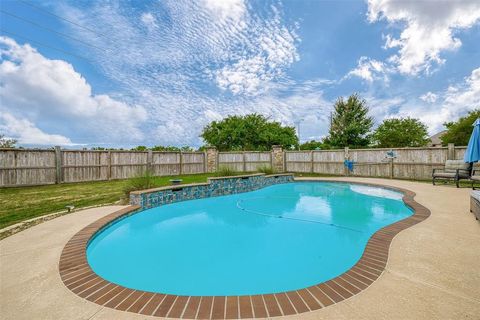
[275,292,298,314]
[134,293,156,315]
[179,296,191,319]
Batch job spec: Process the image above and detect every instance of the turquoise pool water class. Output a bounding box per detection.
[87,182,413,296]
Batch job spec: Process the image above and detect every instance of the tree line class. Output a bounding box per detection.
[200,94,479,151]
[1,95,478,151]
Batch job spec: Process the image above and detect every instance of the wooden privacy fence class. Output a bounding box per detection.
[285,145,469,180]
[0,144,472,187]
[0,148,205,187]
[218,151,272,172]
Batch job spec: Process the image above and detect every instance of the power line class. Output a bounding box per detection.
[0,9,107,52]
[18,0,107,38]
[0,30,92,62]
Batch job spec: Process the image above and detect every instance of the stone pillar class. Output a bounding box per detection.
[206,147,218,173]
[272,145,284,172]
[344,147,349,176]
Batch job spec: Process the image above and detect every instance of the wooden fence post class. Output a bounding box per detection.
[147,150,153,173]
[179,151,183,175]
[243,152,247,172]
[107,151,112,180]
[97,151,101,180]
[54,146,62,184]
[447,143,455,160]
[344,147,349,176]
[390,158,394,179]
[13,149,18,185]
[310,151,314,173]
[203,151,207,173]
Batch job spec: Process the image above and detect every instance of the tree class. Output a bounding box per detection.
[299,140,331,150]
[0,134,17,148]
[441,109,480,146]
[150,145,193,152]
[372,118,429,148]
[131,146,148,151]
[201,114,298,151]
[326,94,373,148]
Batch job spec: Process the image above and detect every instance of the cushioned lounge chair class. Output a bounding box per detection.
[432,160,472,188]
[470,170,480,189]
[470,190,480,220]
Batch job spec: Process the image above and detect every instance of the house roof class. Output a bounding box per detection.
[429,130,447,146]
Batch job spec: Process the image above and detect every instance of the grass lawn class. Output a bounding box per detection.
[1,171,470,230]
[0,173,212,229]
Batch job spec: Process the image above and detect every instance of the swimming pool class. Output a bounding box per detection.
[86,181,413,296]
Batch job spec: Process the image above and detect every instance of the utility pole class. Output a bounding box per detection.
[294,118,303,150]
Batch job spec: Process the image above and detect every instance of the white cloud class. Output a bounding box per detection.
[443,67,480,112]
[203,109,223,122]
[0,113,73,145]
[419,92,438,103]
[212,4,299,95]
[215,56,264,95]
[347,56,389,82]
[0,36,147,146]
[369,67,480,134]
[367,96,405,121]
[422,67,480,131]
[202,0,246,22]
[55,0,301,145]
[141,12,158,31]
[143,78,332,145]
[368,0,480,75]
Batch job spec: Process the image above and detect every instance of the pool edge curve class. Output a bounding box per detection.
[58,180,431,319]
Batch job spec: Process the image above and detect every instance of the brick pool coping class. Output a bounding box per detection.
[59,180,430,319]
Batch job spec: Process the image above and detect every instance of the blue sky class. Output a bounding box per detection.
[1,0,479,148]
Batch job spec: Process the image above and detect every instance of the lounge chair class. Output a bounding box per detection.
[471,170,480,189]
[432,160,472,188]
[470,190,480,220]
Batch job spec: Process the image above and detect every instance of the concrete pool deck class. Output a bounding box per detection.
[1,177,479,319]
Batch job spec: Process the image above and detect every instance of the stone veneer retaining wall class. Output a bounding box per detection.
[130,173,294,209]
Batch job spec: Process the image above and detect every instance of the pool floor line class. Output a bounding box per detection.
[235,200,365,233]
[58,181,431,319]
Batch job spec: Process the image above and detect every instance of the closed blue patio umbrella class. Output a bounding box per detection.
[464,118,480,163]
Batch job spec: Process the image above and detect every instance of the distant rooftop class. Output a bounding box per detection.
[429,130,447,147]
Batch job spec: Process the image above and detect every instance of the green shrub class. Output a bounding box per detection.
[123,170,156,196]
[216,165,240,177]
[257,165,275,175]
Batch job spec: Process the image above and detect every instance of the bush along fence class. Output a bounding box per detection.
[0,144,471,187]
